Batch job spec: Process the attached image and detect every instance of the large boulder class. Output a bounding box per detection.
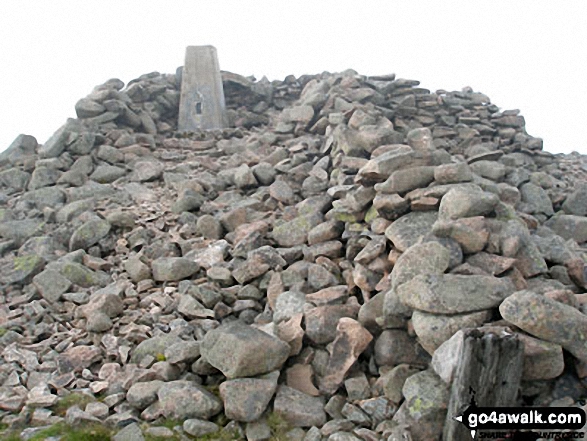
[200,321,290,378]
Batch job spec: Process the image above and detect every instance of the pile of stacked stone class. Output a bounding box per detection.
[0,66,586,441]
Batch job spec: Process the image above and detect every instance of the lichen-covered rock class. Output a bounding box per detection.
[500,290,587,362]
[157,380,222,420]
[398,274,515,314]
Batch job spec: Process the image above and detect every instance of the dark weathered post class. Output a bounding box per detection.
[443,329,524,440]
[178,45,227,131]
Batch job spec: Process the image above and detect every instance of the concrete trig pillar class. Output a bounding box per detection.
[178,45,227,131]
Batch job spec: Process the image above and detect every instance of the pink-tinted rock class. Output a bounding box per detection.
[319,318,373,395]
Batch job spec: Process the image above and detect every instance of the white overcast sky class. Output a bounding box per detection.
[1,0,586,155]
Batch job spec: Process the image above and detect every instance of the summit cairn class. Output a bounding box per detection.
[0,59,587,440]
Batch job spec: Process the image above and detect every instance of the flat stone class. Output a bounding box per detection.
[157,380,222,420]
[32,269,71,302]
[545,215,587,244]
[219,371,279,422]
[200,321,290,378]
[273,385,326,428]
[375,166,436,194]
[131,334,182,364]
[272,212,323,247]
[69,218,111,251]
[500,290,587,362]
[411,309,492,354]
[90,164,127,183]
[183,419,219,437]
[151,257,199,281]
[438,185,498,220]
[58,345,102,374]
[390,241,450,290]
[398,274,515,314]
[384,211,438,252]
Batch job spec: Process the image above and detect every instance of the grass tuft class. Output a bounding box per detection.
[50,393,96,416]
[266,412,292,441]
[27,422,112,441]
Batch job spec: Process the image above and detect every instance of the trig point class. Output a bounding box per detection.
[178,45,227,131]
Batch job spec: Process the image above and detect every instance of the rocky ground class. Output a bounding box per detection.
[0,67,586,441]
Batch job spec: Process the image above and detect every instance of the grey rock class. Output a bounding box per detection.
[90,165,127,183]
[200,321,290,378]
[411,309,492,354]
[127,380,164,410]
[252,162,276,185]
[304,304,360,345]
[398,273,515,314]
[434,162,473,184]
[132,160,164,182]
[272,212,323,247]
[273,385,326,428]
[562,182,587,216]
[151,257,199,281]
[406,127,433,151]
[124,256,151,282]
[274,291,306,323]
[500,290,587,362]
[113,422,145,441]
[32,269,72,302]
[164,341,200,364]
[0,168,31,191]
[391,370,448,441]
[3,254,45,285]
[183,419,219,437]
[219,371,279,422]
[375,166,436,194]
[519,182,554,216]
[157,380,222,420]
[390,241,450,289]
[28,166,61,190]
[75,98,106,118]
[0,219,44,246]
[131,334,182,364]
[438,185,498,220]
[384,211,438,252]
[69,218,111,251]
[374,329,430,368]
[544,215,587,243]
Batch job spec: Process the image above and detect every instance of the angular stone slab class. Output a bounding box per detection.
[219,371,279,422]
[500,290,587,362]
[398,274,515,314]
[273,385,326,428]
[178,45,227,131]
[319,318,373,394]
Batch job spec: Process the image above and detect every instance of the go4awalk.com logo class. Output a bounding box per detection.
[453,398,586,439]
